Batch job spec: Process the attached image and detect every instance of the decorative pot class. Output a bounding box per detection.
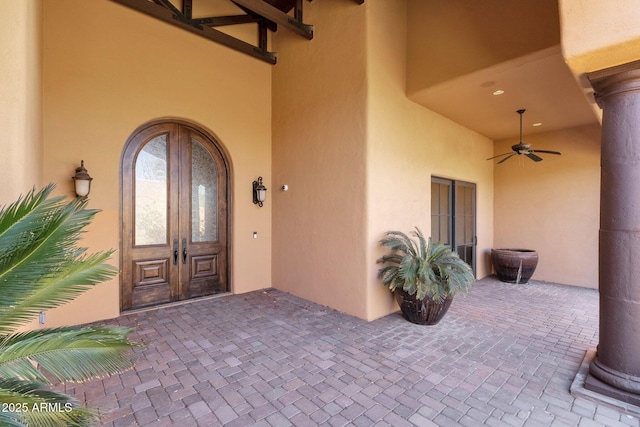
[491,248,538,284]
[394,289,453,325]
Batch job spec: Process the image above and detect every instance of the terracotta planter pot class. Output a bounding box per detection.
[491,248,538,284]
[394,289,453,325]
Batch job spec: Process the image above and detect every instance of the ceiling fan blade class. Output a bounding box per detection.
[487,152,513,160]
[525,153,543,162]
[497,153,516,164]
[532,149,561,155]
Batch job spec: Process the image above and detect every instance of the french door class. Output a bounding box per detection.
[431,177,477,275]
[121,121,229,310]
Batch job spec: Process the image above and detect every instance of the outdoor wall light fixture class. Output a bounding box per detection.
[252,176,267,207]
[72,160,93,199]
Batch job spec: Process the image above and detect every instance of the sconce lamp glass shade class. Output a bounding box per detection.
[72,160,93,198]
[252,176,267,207]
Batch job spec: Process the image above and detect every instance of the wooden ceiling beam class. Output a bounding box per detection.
[192,15,261,27]
[232,0,313,39]
[110,0,364,64]
[183,0,193,19]
[110,0,277,64]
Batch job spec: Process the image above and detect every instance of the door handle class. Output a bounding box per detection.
[173,238,178,265]
[182,238,187,264]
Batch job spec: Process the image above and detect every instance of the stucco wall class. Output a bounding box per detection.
[493,124,601,288]
[559,0,640,75]
[271,0,369,318]
[366,0,495,320]
[40,0,272,326]
[0,0,42,204]
[272,0,494,321]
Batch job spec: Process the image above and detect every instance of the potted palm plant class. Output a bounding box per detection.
[377,228,475,325]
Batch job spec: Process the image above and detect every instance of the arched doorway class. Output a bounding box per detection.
[120,119,231,310]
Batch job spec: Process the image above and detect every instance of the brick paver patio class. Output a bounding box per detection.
[60,277,640,426]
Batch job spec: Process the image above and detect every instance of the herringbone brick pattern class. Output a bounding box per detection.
[59,277,640,426]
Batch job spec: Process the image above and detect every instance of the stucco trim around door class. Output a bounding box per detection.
[119,118,233,311]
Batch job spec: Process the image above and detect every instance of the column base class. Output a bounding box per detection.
[585,372,640,407]
[589,358,640,395]
[571,349,640,415]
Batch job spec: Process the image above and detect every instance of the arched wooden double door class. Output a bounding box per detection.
[121,120,230,311]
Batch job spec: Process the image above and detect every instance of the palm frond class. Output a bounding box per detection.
[0,198,98,304]
[0,184,138,426]
[413,227,428,260]
[0,184,56,248]
[377,228,475,302]
[0,327,137,383]
[0,185,117,333]
[0,252,117,334]
[378,230,417,257]
[0,413,25,427]
[0,378,96,427]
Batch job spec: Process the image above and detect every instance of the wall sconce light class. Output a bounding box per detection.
[252,176,267,207]
[72,160,93,199]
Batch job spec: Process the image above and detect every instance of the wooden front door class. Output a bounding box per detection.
[121,121,229,310]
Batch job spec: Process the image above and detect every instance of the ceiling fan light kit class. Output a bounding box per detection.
[487,109,562,164]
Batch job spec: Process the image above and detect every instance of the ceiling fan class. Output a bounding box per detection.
[487,109,561,164]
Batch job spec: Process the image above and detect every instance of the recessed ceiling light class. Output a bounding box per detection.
[492,90,504,96]
[533,122,542,127]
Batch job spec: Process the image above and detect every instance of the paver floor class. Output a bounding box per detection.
[60,276,640,426]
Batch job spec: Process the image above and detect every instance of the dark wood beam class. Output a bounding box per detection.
[232,0,313,39]
[192,15,261,27]
[183,0,193,19]
[110,0,277,64]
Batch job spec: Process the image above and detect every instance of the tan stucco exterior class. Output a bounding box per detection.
[271,1,495,321]
[271,1,369,317]
[365,1,494,320]
[560,0,640,74]
[493,124,601,288]
[3,0,637,326]
[35,0,273,326]
[0,0,42,202]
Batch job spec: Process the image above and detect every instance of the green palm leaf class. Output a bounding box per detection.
[0,378,95,426]
[0,252,117,334]
[0,327,136,383]
[0,199,96,309]
[377,227,475,302]
[0,184,138,427]
[0,186,114,333]
[0,184,56,252]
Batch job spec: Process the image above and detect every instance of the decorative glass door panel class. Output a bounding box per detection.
[178,130,227,300]
[121,122,229,310]
[191,139,218,243]
[135,135,168,246]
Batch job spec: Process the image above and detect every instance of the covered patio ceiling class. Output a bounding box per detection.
[406,0,600,141]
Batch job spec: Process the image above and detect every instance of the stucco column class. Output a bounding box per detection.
[587,61,640,399]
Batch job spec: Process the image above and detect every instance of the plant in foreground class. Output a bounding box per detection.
[0,184,137,427]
